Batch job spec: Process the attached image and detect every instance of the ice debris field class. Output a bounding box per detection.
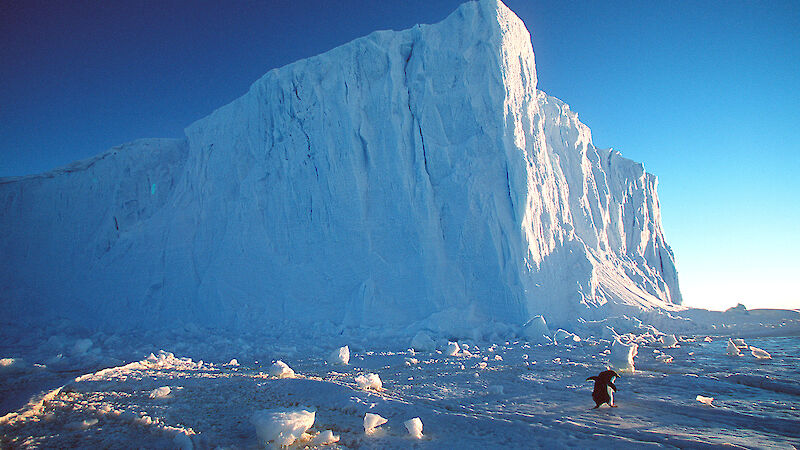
[2,320,800,448]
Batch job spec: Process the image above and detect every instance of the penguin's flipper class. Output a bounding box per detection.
[609,381,617,391]
[586,376,598,381]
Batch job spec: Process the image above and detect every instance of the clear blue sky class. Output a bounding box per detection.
[1,0,798,311]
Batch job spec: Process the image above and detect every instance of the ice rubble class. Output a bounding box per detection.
[0,0,683,337]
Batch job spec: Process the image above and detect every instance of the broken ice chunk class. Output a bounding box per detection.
[355,373,382,390]
[404,417,423,439]
[364,412,387,434]
[251,408,315,447]
[268,360,296,378]
[149,386,171,399]
[659,334,678,348]
[610,337,638,372]
[446,341,460,356]
[328,345,350,365]
[726,339,741,356]
[750,346,772,360]
[696,395,714,406]
[310,429,340,445]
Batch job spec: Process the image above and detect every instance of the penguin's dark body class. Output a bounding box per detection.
[586,370,619,408]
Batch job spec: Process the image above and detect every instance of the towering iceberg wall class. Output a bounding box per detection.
[0,0,680,335]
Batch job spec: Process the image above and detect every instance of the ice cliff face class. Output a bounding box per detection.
[0,0,681,336]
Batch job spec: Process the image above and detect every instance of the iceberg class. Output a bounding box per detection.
[0,0,682,336]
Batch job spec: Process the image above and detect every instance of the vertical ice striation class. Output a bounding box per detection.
[0,0,680,335]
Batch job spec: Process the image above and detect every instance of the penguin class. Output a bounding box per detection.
[586,369,619,408]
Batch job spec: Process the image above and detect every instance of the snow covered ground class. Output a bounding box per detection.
[2,324,798,448]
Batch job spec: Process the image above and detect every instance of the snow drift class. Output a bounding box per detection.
[0,0,682,336]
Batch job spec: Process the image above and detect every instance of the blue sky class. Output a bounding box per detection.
[1,0,798,310]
